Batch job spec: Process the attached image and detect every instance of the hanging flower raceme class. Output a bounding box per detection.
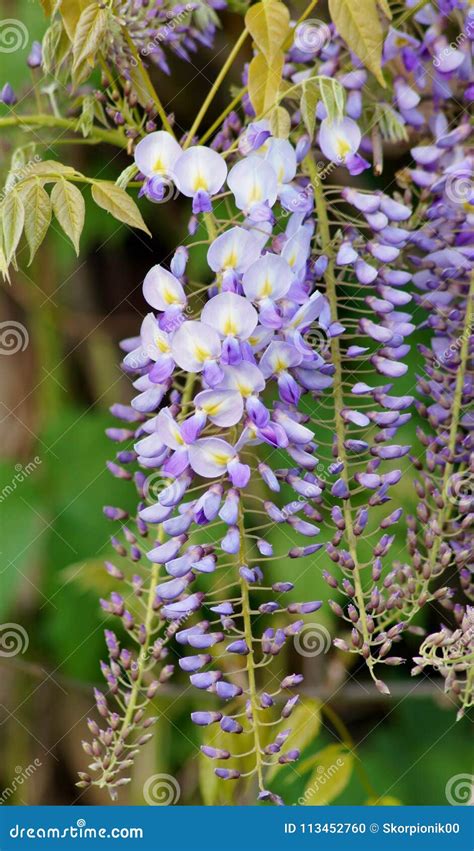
[79,0,474,805]
[84,132,337,802]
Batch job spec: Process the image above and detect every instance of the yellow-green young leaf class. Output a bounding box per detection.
[300,745,353,805]
[42,20,63,73]
[319,76,346,124]
[39,0,53,16]
[91,182,151,235]
[22,182,52,265]
[376,0,392,19]
[266,699,322,782]
[248,51,284,117]
[116,163,139,191]
[270,105,291,139]
[51,179,85,255]
[366,795,402,805]
[198,723,253,805]
[60,0,92,41]
[2,192,25,265]
[328,0,386,86]
[76,94,95,138]
[0,245,10,282]
[300,78,319,138]
[72,3,108,78]
[245,0,290,62]
[17,161,77,184]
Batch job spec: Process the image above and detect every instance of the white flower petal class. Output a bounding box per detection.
[171,320,221,372]
[201,292,258,340]
[156,408,184,450]
[217,362,266,397]
[188,438,235,478]
[174,146,227,197]
[134,131,182,178]
[259,341,302,376]
[264,138,297,185]
[227,156,278,210]
[242,254,294,302]
[207,226,262,273]
[194,389,244,427]
[143,265,186,311]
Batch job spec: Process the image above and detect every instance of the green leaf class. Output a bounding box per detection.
[17,160,77,183]
[245,0,290,62]
[328,0,385,86]
[300,744,354,805]
[376,0,392,19]
[375,103,408,142]
[115,163,139,190]
[248,51,284,117]
[22,181,52,264]
[60,0,93,41]
[51,178,85,255]
[76,94,95,138]
[41,19,63,73]
[300,78,319,138]
[2,191,25,266]
[267,699,322,782]
[72,2,109,81]
[269,105,291,139]
[0,245,10,282]
[318,76,346,124]
[91,182,151,235]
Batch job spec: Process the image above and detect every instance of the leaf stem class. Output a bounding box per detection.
[0,114,127,148]
[184,27,249,148]
[121,30,175,136]
[427,272,473,571]
[237,504,265,792]
[305,155,376,684]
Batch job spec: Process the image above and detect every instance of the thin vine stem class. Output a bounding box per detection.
[305,153,377,685]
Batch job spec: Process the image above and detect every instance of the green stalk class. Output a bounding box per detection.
[0,114,127,147]
[305,155,376,682]
[121,30,175,136]
[184,28,249,149]
[427,272,473,571]
[237,505,264,791]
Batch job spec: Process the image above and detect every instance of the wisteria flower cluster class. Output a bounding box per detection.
[0,0,472,805]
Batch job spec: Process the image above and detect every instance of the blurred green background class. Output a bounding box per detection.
[0,0,471,807]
